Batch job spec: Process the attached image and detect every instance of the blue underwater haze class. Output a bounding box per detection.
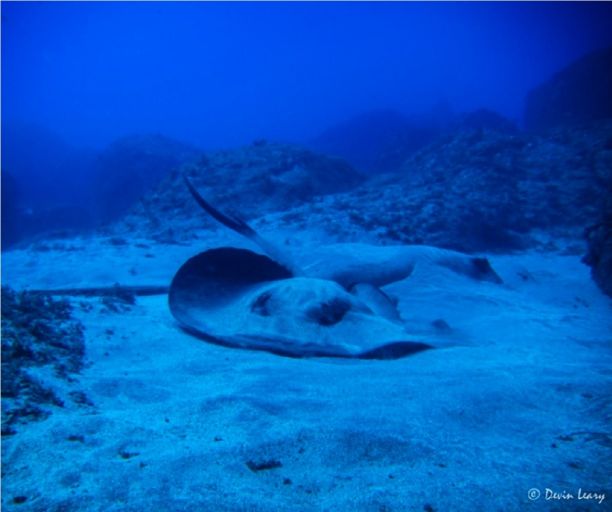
[1,2,612,511]
[2,1,612,240]
[4,1,612,148]
[2,1,612,230]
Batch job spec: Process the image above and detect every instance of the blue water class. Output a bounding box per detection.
[2,1,612,246]
[1,2,612,511]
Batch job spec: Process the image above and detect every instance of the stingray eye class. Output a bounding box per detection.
[251,291,273,316]
[472,257,490,273]
[471,257,503,284]
[306,298,351,326]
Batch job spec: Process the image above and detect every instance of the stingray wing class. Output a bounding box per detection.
[169,247,431,359]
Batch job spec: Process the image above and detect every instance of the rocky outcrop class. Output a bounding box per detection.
[310,107,517,176]
[117,142,364,239]
[1,123,98,247]
[111,122,611,255]
[1,171,23,248]
[453,109,518,135]
[310,107,451,174]
[92,134,202,222]
[270,122,612,253]
[585,219,612,298]
[584,155,612,297]
[1,289,88,436]
[525,47,612,131]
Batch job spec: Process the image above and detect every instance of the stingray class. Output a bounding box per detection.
[169,177,502,359]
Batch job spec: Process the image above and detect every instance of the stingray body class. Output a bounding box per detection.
[169,247,430,358]
[169,178,502,359]
[299,243,502,288]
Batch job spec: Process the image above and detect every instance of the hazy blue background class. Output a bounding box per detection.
[2,1,612,245]
[4,1,612,149]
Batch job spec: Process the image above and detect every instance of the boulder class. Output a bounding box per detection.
[584,151,612,297]
[525,47,612,131]
[92,134,202,222]
[1,288,88,436]
[585,216,612,298]
[119,142,364,238]
[270,122,612,253]
[310,107,451,174]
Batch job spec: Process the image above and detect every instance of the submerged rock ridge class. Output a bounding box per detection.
[269,121,612,253]
[93,133,203,223]
[118,141,364,237]
[110,122,612,255]
[308,107,516,176]
[584,196,612,298]
[525,47,612,131]
[309,107,450,174]
[1,288,88,436]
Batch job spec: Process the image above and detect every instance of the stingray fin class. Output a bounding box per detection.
[184,175,257,239]
[349,283,402,323]
[184,176,303,276]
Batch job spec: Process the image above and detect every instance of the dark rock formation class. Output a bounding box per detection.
[118,142,364,239]
[1,288,87,436]
[111,121,611,255]
[1,123,98,247]
[585,219,612,298]
[310,107,516,175]
[310,107,452,174]
[1,171,23,248]
[92,134,202,223]
[273,121,612,253]
[525,47,612,131]
[453,109,518,134]
[1,122,96,211]
[584,157,612,297]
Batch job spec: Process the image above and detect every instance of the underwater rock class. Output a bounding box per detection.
[310,106,515,175]
[583,128,612,297]
[1,288,87,435]
[1,170,23,248]
[584,202,612,298]
[111,121,610,254]
[118,142,363,237]
[525,47,612,131]
[92,133,202,223]
[1,122,98,247]
[310,106,451,174]
[431,319,452,332]
[276,121,612,252]
[246,459,283,472]
[1,169,94,249]
[99,284,137,313]
[453,108,517,134]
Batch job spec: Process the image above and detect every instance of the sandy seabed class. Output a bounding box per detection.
[2,232,611,512]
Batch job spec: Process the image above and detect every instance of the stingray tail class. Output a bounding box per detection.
[184,176,303,276]
[184,175,257,238]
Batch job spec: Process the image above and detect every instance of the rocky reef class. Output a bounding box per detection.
[309,108,449,174]
[525,47,612,132]
[117,141,364,239]
[92,133,202,223]
[271,121,612,253]
[1,288,88,436]
[584,175,612,297]
[101,49,612,272]
[108,119,612,255]
[309,107,517,176]
[522,46,612,294]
